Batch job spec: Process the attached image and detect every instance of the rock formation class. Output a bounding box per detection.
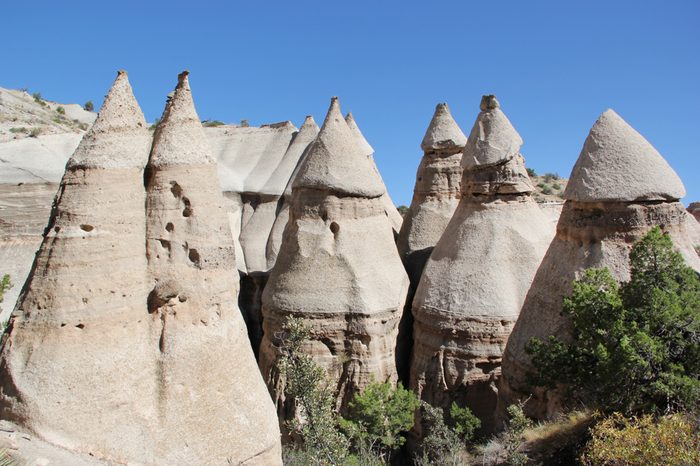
[410,95,554,433]
[144,71,281,464]
[0,71,156,462]
[259,97,409,421]
[237,116,319,355]
[500,109,700,422]
[397,102,466,286]
[688,202,700,223]
[345,112,403,236]
[394,102,466,384]
[265,115,320,269]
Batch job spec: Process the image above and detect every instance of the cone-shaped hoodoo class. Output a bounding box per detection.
[259,97,409,426]
[345,111,404,234]
[144,71,281,464]
[500,109,700,422]
[265,115,320,269]
[0,71,155,461]
[398,102,467,283]
[237,115,318,355]
[395,102,466,384]
[410,95,554,434]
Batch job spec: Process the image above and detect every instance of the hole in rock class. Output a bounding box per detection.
[170,181,182,198]
[158,239,171,250]
[165,222,174,232]
[182,197,192,217]
[330,222,340,235]
[75,323,85,329]
[188,248,201,266]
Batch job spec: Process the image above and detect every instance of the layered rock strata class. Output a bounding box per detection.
[345,112,403,236]
[500,109,700,422]
[144,71,281,464]
[0,71,156,462]
[259,97,409,422]
[410,96,554,433]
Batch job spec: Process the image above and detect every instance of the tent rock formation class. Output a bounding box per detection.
[410,95,554,433]
[0,71,282,465]
[259,97,409,423]
[499,109,700,421]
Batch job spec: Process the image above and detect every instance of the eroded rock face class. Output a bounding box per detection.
[0,71,156,462]
[499,109,700,423]
[259,98,408,423]
[144,72,281,464]
[688,202,700,223]
[410,96,553,433]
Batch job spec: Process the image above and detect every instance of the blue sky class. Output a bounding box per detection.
[4,1,698,206]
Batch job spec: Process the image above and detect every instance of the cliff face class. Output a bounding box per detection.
[258,98,408,424]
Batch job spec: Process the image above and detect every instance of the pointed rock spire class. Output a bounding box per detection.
[420,103,467,152]
[294,97,384,197]
[564,109,685,202]
[410,95,553,433]
[0,70,154,462]
[461,95,533,195]
[68,70,149,169]
[148,71,214,167]
[345,111,374,155]
[144,72,282,464]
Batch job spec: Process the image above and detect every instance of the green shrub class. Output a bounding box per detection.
[240,119,249,127]
[202,120,224,127]
[581,412,700,465]
[340,381,419,462]
[278,317,349,465]
[540,184,553,195]
[9,127,27,134]
[84,100,94,112]
[397,205,409,216]
[543,172,560,182]
[29,128,42,138]
[449,402,480,442]
[32,92,43,104]
[0,275,11,303]
[527,227,700,415]
[526,167,536,177]
[552,182,562,190]
[56,106,65,115]
[414,401,465,466]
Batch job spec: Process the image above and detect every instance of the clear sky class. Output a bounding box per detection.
[4,1,698,206]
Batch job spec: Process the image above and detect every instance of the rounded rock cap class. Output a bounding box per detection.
[564,109,686,202]
[420,103,467,152]
[462,95,523,169]
[293,97,384,197]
